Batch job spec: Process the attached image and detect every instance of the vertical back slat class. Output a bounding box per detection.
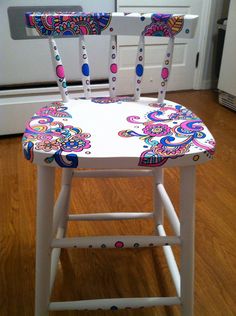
[109,35,118,98]
[134,35,145,101]
[79,35,91,99]
[157,37,175,104]
[48,38,69,103]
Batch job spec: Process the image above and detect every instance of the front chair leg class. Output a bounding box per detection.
[35,166,55,316]
[180,165,196,316]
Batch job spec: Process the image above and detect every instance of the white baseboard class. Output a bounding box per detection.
[0,84,109,135]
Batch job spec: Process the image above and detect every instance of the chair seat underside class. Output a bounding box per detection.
[22,96,215,169]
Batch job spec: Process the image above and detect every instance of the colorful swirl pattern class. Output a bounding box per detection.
[22,102,91,168]
[27,12,112,36]
[118,102,215,167]
[143,14,184,37]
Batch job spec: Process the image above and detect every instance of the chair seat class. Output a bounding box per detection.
[22,96,215,169]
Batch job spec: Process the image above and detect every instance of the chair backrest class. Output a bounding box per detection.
[25,12,198,103]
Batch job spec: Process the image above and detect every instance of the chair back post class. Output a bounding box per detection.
[48,37,69,103]
[79,35,91,99]
[109,35,118,98]
[134,35,145,101]
[157,37,175,104]
[26,12,198,102]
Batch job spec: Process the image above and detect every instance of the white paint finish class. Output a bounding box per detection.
[0,86,109,135]
[157,224,181,296]
[0,0,115,86]
[179,165,196,316]
[35,166,55,316]
[218,0,236,96]
[23,97,215,169]
[116,0,203,94]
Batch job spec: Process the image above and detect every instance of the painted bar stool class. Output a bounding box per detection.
[22,12,215,315]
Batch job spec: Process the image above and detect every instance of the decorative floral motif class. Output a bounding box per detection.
[118,103,215,167]
[22,102,91,168]
[142,123,171,137]
[35,139,60,152]
[26,12,112,36]
[143,13,184,37]
[60,135,91,152]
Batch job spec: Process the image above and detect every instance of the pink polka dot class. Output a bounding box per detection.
[110,63,117,74]
[161,67,169,80]
[56,65,65,79]
[115,241,124,248]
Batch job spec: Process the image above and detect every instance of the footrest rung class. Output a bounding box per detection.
[73,169,153,178]
[68,212,153,221]
[49,297,181,311]
[51,235,180,249]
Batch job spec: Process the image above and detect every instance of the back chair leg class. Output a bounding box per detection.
[35,166,55,316]
[50,169,73,294]
[180,166,196,316]
[153,168,164,227]
[58,169,73,236]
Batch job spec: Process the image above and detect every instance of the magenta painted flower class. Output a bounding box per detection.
[143,24,172,37]
[35,140,60,152]
[143,123,171,137]
[60,135,91,152]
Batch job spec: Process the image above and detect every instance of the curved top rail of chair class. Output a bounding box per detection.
[25,12,198,38]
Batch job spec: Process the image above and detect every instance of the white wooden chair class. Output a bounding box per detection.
[22,12,215,315]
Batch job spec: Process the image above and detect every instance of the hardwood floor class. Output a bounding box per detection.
[0,90,235,315]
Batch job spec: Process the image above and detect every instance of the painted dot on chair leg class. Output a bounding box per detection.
[115,241,124,248]
[111,306,118,310]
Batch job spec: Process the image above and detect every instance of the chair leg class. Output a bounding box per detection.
[50,169,73,294]
[153,168,164,227]
[59,169,73,236]
[35,166,55,316]
[179,166,196,316]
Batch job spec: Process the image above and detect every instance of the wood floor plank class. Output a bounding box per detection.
[0,90,235,315]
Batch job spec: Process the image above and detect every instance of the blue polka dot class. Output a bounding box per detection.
[82,63,89,76]
[141,16,145,21]
[136,64,143,77]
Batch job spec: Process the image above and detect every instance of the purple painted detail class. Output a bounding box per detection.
[118,103,215,167]
[143,123,171,137]
[143,14,184,37]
